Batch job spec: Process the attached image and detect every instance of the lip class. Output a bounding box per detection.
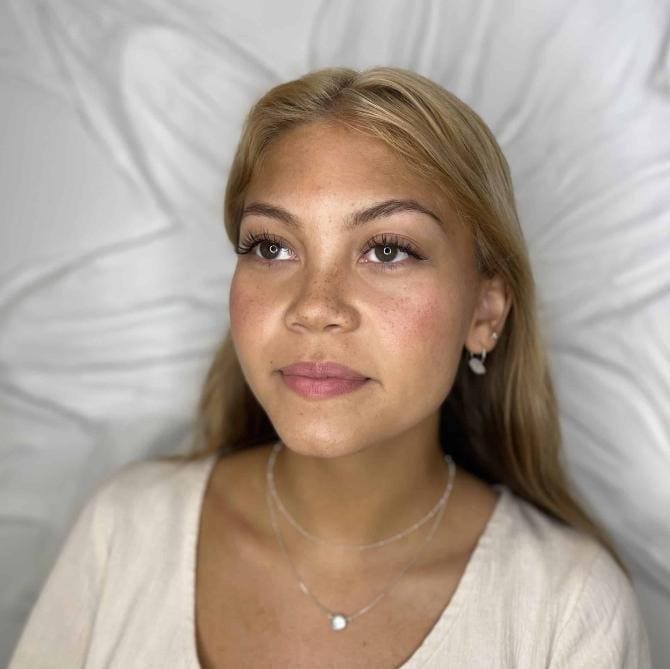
[279,361,368,380]
[280,373,370,399]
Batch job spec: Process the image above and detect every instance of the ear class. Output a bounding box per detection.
[464,275,511,354]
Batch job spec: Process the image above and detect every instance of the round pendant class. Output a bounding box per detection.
[468,357,486,375]
[330,613,348,631]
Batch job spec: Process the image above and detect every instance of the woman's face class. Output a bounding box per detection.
[229,121,488,458]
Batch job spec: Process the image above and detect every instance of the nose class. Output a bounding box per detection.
[283,269,360,333]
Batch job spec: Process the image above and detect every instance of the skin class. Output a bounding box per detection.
[227,119,511,570]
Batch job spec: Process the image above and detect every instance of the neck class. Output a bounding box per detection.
[269,416,450,553]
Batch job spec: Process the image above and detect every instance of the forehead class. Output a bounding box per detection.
[247,121,453,220]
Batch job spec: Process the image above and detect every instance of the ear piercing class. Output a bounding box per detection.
[467,330,498,375]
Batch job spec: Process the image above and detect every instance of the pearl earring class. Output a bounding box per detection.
[468,349,487,375]
[467,331,498,375]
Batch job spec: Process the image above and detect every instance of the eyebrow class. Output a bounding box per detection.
[240,199,446,231]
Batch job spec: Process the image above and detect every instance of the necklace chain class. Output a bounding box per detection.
[268,441,454,549]
[265,441,457,631]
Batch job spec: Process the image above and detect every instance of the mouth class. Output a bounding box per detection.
[279,360,369,381]
[279,372,370,399]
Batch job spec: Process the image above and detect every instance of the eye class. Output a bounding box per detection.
[360,233,425,271]
[235,229,425,271]
[235,230,295,262]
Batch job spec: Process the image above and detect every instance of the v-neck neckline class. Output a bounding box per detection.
[183,451,510,668]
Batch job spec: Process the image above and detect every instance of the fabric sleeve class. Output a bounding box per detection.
[7,482,114,669]
[549,546,653,668]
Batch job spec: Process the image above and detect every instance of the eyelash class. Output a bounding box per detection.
[235,229,425,271]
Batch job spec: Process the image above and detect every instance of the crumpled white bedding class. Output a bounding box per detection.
[1,0,668,664]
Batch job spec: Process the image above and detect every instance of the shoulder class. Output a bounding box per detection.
[106,452,214,493]
[546,539,653,666]
[495,489,606,579]
[87,453,217,527]
[492,489,652,666]
[547,545,652,666]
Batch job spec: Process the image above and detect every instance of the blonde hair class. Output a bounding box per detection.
[166,66,629,576]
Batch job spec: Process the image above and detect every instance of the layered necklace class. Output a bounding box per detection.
[265,440,456,631]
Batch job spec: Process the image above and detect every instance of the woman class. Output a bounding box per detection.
[9,67,652,668]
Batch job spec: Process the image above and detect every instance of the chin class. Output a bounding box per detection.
[274,431,365,459]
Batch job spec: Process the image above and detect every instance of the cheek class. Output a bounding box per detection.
[228,270,267,345]
[374,286,464,384]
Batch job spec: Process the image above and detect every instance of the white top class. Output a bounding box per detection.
[8,452,653,668]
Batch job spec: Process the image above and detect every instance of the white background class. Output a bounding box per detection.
[1,0,669,665]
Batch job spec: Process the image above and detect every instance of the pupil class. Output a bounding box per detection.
[262,242,278,259]
[377,245,395,261]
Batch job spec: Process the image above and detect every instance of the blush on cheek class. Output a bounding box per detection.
[401,294,462,367]
[228,280,257,339]
[228,284,263,383]
[229,280,278,364]
[409,293,452,337]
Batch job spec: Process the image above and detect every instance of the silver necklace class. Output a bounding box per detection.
[265,441,456,631]
[268,441,454,550]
